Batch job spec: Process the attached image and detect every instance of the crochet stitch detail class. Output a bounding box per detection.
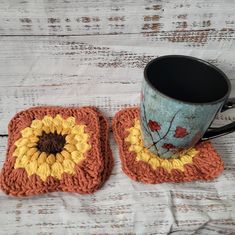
[0,106,113,196]
[13,114,91,181]
[112,107,224,184]
[125,119,198,172]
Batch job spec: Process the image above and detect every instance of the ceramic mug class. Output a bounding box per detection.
[140,55,235,158]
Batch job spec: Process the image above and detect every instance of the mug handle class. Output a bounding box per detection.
[201,98,235,140]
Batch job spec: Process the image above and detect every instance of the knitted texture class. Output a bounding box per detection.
[112,107,224,184]
[0,106,113,196]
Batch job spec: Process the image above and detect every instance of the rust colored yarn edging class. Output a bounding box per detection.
[112,107,224,184]
[0,106,113,197]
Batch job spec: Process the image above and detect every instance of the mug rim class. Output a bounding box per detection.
[144,55,231,105]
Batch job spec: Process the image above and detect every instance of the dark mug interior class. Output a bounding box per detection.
[144,55,231,103]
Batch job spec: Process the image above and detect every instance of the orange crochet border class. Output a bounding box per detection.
[112,107,224,184]
[0,106,113,196]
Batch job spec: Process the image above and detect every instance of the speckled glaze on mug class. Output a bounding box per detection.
[140,55,235,158]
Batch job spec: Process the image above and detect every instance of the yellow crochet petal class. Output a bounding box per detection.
[55,125,63,134]
[27,142,37,148]
[62,159,75,174]
[25,160,38,176]
[42,115,53,127]
[26,147,38,157]
[74,135,82,142]
[161,160,173,172]
[18,146,29,157]
[63,117,76,129]
[42,125,51,134]
[46,154,56,165]
[76,142,91,153]
[149,157,160,169]
[129,127,140,136]
[180,155,193,164]
[21,127,33,138]
[13,147,20,157]
[64,144,76,153]
[53,115,64,134]
[74,134,89,143]
[172,159,184,171]
[14,157,23,168]
[65,134,76,144]
[71,125,85,135]
[125,136,131,142]
[31,151,40,161]
[37,163,51,181]
[61,128,70,135]
[33,128,42,136]
[82,133,89,140]
[50,124,56,134]
[30,120,43,129]
[51,162,64,179]
[133,145,143,153]
[14,138,28,147]
[128,145,134,152]
[29,136,39,143]
[56,153,64,163]
[53,114,63,126]
[61,150,71,159]
[129,136,139,145]
[38,152,47,165]
[187,148,199,157]
[71,151,85,164]
[20,155,31,167]
[139,152,151,162]
[135,120,140,126]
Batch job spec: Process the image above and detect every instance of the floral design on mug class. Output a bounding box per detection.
[174,126,189,138]
[141,100,192,156]
[162,143,175,149]
[148,120,161,131]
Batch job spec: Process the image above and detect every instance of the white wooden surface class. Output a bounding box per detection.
[0,0,235,234]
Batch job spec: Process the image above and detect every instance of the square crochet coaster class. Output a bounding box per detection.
[112,107,224,184]
[0,106,113,196]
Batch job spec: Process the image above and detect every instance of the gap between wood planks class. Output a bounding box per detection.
[0,28,228,37]
[0,32,139,37]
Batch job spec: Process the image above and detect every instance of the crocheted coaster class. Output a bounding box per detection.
[112,107,224,184]
[0,106,113,196]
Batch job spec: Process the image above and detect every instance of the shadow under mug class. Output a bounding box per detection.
[140,55,235,158]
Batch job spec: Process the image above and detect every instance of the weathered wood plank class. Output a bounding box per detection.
[0,0,234,47]
[0,36,234,135]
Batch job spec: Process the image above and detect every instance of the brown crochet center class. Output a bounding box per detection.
[37,131,66,154]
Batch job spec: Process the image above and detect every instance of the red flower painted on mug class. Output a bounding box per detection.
[148,120,161,132]
[174,126,189,138]
[162,143,175,149]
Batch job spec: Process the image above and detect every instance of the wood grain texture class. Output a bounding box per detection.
[0,36,235,135]
[0,0,234,45]
[0,0,235,234]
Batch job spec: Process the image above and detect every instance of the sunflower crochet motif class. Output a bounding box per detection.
[0,106,113,196]
[13,115,91,181]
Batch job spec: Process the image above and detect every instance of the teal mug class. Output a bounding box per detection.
[140,55,235,158]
